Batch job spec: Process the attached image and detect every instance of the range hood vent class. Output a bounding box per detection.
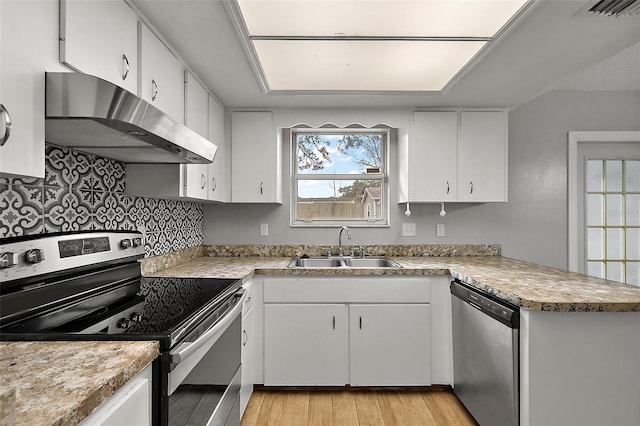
[585,0,640,16]
[45,72,217,164]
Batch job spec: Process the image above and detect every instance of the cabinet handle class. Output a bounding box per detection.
[243,330,248,346]
[470,181,474,194]
[151,79,158,101]
[260,182,264,195]
[244,296,251,303]
[332,315,335,330]
[201,173,206,190]
[446,181,450,194]
[0,104,12,147]
[122,54,130,80]
[211,177,217,192]
[359,316,362,329]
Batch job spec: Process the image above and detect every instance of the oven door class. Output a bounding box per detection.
[167,290,245,426]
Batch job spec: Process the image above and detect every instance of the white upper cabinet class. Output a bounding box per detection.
[126,75,220,201]
[139,23,184,123]
[231,111,282,203]
[458,111,508,202]
[403,111,458,202]
[182,71,210,200]
[208,96,228,202]
[400,110,508,203]
[1,0,67,178]
[60,0,138,94]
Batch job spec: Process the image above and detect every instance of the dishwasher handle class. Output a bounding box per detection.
[451,280,519,329]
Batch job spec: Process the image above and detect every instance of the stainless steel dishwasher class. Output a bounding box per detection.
[450,279,520,426]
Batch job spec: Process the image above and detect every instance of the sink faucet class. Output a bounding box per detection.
[338,226,351,256]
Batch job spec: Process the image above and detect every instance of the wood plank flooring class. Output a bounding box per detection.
[242,389,478,426]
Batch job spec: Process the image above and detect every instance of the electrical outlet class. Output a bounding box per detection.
[259,223,268,236]
[436,224,445,237]
[402,223,416,237]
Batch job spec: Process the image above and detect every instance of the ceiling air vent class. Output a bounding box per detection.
[583,0,640,16]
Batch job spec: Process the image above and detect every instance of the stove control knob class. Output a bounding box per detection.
[0,252,18,268]
[131,237,143,248]
[25,249,45,264]
[120,239,132,249]
[117,317,131,329]
[130,312,143,322]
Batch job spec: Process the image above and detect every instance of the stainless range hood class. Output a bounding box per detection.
[45,72,217,164]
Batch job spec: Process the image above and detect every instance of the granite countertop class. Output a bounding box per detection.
[0,341,159,426]
[144,255,640,312]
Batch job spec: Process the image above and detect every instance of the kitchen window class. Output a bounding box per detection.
[291,129,388,227]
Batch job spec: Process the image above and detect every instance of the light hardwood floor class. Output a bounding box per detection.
[242,389,478,426]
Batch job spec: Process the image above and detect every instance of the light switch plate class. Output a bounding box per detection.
[436,224,445,237]
[402,223,416,237]
[260,223,268,236]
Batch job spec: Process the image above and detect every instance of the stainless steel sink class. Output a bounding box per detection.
[288,257,348,267]
[288,256,401,268]
[345,256,402,268]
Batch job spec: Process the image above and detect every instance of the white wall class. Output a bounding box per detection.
[203,90,640,269]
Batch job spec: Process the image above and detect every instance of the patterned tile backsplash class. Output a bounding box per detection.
[0,144,203,257]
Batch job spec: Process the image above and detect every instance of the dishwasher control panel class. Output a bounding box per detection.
[450,279,519,328]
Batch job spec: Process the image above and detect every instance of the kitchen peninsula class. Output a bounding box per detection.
[142,245,640,426]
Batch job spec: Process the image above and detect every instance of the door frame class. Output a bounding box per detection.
[567,131,640,272]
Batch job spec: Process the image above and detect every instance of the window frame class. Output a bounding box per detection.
[290,128,390,228]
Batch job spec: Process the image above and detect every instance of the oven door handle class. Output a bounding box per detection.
[170,289,246,365]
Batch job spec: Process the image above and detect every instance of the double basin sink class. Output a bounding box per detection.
[288,256,402,268]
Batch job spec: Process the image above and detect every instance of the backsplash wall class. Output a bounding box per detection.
[0,144,203,257]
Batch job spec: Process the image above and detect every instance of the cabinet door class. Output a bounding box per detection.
[231,111,281,203]
[60,0,138,94]
[208,96,228,202]
[79,363,152,425]
[182,72,209,200]
[139,24,184,124]
[412,112,458,202]
[349,304,431,386]
[1,0,66,178]
[264,304,348,385]
[240,305,255,415]
[458,111,508,202]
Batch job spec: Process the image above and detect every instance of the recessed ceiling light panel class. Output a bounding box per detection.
[228,0,532,92]
[254,40,486,91]
[237,0,528,38]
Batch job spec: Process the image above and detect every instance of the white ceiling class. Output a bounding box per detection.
[132,0,640,109]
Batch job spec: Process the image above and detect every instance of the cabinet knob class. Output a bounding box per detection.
[122,54,130,81]
[0,104,12,147]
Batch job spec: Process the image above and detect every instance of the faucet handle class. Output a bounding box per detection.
[359,245,366,258]
[327,247,333,257]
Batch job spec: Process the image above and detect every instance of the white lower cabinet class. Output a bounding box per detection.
[349,304,430,386]
[264,304,349,386]
[79,363,152,425]
[263,276,432,387]
[240,278,262,416]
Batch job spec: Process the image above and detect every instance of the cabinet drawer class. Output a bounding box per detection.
[242,279,256,317]
[263,277,429,303]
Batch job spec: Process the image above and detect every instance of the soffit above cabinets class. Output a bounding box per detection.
[226,0,532,93]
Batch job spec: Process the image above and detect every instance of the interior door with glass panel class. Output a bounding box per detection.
[578,143,639,285]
